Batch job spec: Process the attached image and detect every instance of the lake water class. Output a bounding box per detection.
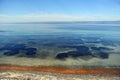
[0,23,120,68]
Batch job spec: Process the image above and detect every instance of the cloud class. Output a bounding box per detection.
[0,13,120,23]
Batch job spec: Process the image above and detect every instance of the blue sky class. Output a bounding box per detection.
[0,0,120,23]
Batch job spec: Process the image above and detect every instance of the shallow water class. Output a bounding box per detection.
[0,23,120,67]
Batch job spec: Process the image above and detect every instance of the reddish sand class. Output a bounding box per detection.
[0,65,120,75]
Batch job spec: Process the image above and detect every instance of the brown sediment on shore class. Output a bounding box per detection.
[0,65,120,75]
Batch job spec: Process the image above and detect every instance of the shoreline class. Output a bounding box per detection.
[0,65,120,75]
[0,70,119,80]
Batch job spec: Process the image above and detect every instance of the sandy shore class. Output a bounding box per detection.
[0,70,120,80]
[0,65,120,75]
[0,65,120,80]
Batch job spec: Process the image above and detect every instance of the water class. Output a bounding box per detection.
[0,23,120,67]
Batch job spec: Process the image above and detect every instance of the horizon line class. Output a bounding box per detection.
[0,20,120,24]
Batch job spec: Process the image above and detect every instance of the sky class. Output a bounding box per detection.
[0,0,120,23]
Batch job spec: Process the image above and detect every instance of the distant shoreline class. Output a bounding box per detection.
[0,21,120,24]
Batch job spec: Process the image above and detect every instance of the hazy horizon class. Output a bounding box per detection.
[0,0,120,23]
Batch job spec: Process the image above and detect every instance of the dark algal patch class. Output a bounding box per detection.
[1,44,26,56]
[56,53,69,60]
[25,48,37,55]
[56,45,92,60]
[1,43,38,57]
[69,51,93,57]
[56,49,93,60]
[61,45,79,48]
[56,45,110,60]
[4,50,19,56]
[56,50,109,60]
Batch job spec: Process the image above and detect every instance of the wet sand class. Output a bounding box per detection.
[0,65,120,75]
